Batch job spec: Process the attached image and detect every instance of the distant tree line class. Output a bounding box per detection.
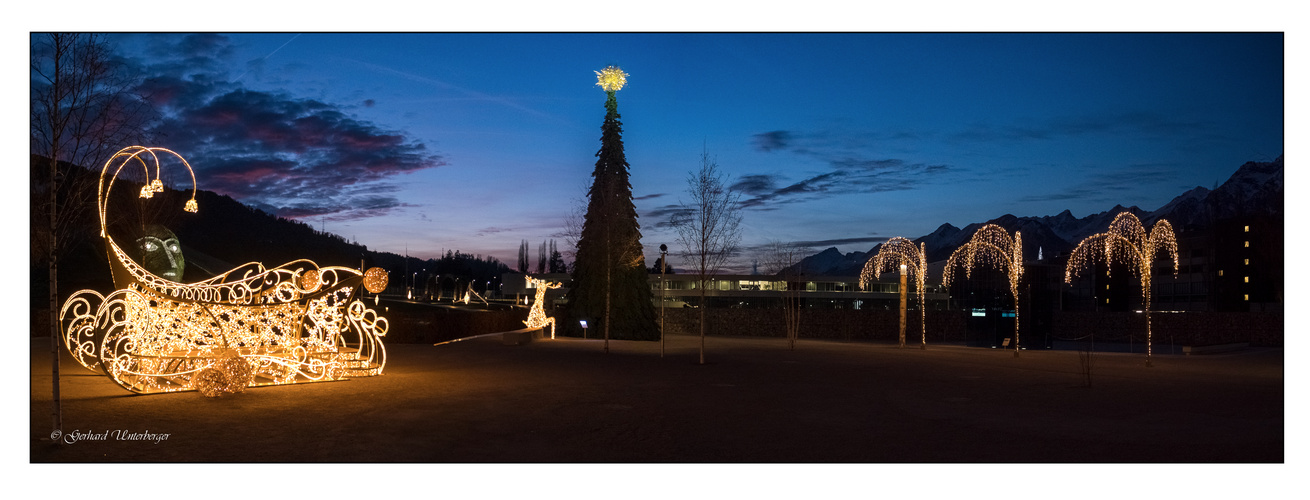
[517,238,567,274]
[29,154,509,309]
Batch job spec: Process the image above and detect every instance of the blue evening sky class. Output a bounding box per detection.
[56,30,1289,271]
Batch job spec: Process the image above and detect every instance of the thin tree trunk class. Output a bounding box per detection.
[1013,288,1021,358]
[699,286,705,364]
[49,155,62,433]
[604,250,611,353]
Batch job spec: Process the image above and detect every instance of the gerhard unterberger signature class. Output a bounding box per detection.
[51,429,170,445]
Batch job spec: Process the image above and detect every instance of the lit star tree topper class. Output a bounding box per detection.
[595,66,628,93]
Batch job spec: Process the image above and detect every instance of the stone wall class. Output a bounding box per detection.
[383,302,529,344]
[1051,311,1283,347]
[657,307,969,343]
[657,307,1283,347]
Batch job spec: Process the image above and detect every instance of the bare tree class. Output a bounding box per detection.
[671,152,743,364]
[561,182,589,271]
[760,240,809,350]
[31,33,154,434]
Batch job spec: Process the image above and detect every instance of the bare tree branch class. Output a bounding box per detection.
[30,32,156,435]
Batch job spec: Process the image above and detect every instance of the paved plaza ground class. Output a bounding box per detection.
[29,333,1282,463]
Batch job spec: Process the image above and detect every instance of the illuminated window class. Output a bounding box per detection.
[1218,269,1224,277]
[1244,259,1249,265]
[1244,276,1250,283]
[1105,298,1110,304]
[1244,294,1249,301]
[1244,225,1249,232]
[1244,241,1250,247]
[1106,284,1110,290]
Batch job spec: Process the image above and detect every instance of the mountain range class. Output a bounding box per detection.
[790,155,1284,276]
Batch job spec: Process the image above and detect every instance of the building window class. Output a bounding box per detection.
[1244,294,1249,301]
[1244,241,1250,247]
[1244,258,1249,265]
[1244,276,1250,283]
[1244,225,1250,232]
[1218,269,1224,277]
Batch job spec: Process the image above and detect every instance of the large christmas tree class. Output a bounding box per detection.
[562,66,659,342]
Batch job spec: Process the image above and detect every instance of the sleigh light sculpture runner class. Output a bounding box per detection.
[60,146,390,396]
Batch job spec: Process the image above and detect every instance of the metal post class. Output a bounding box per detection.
[660,244,667,358]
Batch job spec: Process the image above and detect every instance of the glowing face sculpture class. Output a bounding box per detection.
[136,224,184,280]
[60,146,390,396]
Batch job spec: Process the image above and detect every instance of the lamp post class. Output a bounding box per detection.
[660,244,667,358]
[899,263,908,349]
[580,320,588,339]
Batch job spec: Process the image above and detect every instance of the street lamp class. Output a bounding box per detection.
[579,320,588,339]
[660,244,667,358]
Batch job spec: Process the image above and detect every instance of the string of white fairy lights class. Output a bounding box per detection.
[524,276,563,339]
[1065,212,1178,366]
[944,224,1024,356]
[861,237,928,348]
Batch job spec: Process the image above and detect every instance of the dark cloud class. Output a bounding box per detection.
[739,129,952,210]
[141,34,235,75]
[1018,165,1180,203]
[475,226,514,237]
[642,204,696,229]
[738,236,886,256]
[951,112,1211,144]
[633,193,666,201]
[730,174,780,196]
[791,236,886,248]
[363,99,376,108]
[752,130,792,152]
[122,34,443,222]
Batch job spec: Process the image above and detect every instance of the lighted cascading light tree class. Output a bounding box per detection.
[861,237,928,349]
[59,146,391,396]
[943,224,1024,357]
[1065,212,1178,367]
[524,276,563,339]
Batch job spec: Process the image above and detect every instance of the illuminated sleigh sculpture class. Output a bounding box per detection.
[60,146,390,395]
